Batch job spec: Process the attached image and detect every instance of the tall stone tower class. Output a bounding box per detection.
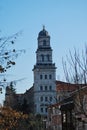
[33,26,56,116]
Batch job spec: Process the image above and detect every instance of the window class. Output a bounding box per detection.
[45,75,47,79]
[45,108,47,113]
[40,86,43,91]
[50,97,52,102]
[49,74,52,79]
[63,113,66,123]
[40,75,43,79]
[41,108,43,113]
[43,40,46,46]
[45,97,48,101]
[45,86,47,90]
[49,86,52,90]
[41,55,44,61]
[53,107,55,114]
[40,96,43,102]
[47,54,50,61]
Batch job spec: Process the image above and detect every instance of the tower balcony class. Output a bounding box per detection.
[33,63,56,70]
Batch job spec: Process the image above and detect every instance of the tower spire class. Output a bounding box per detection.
[43,25,45,30]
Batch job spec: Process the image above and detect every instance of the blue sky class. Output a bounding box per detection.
[0,0,87,103]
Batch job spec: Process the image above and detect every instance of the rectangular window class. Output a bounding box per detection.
[49,74,52,79]
[40,96,43,102]
[40,86,43,91]
[47,55,50,61]
[50,97,52,102]
[40,75,43,79]
[45,97,48,101]
[41,55,44,62]
[63,113,66,123]
[41,108,43,113]
[45,86,47,90]
[45,75,47,79]
[49,86,52,90]
[45,108,47,113]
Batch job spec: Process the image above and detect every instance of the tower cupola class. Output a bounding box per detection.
[37,26,51,49]
[38,26,50,38]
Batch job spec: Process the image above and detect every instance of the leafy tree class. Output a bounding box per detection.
[0,106,29,130]
[16,98,29,114]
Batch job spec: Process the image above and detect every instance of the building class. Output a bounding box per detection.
[4,27,87,130]
[47,82,87,130]
[4,86,24,110]
[47,103,62,130]
[33,26,57,116]
[56,81,80,102]
[4,27,57,117]
[71,86,87,130]
[60,86,87,130]
[60,96,75,130]
[47,81,78,130]
[4,85,34,113]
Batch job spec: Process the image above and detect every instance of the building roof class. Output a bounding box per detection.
[56,80,85,92]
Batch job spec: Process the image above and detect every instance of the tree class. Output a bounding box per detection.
[0,106,30,130]
[0,31,25,92]
[16,98,29,114]
[62,45,87,84]
[62,45,87,129]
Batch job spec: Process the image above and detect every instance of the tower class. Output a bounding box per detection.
[33,26,56,116]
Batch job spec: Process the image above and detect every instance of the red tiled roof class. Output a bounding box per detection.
[56,80,84,92]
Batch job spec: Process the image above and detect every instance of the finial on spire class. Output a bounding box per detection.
[43,25,45,30]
